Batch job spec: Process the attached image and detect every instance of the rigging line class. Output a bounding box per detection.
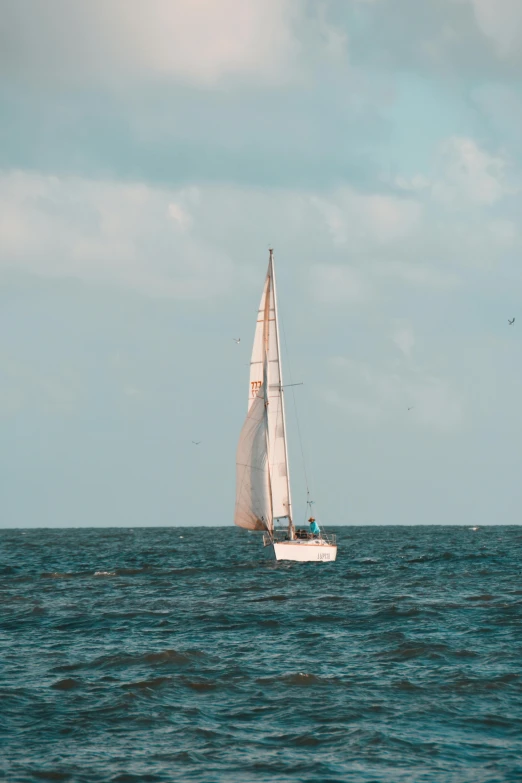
[280,314,312,503]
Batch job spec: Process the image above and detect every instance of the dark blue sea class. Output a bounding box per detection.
[2,526,522,783]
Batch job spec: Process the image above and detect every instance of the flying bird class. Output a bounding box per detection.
[233,337,241,344]
[509,318,515,325]
[192,441,201,445]
[408,406,414,411]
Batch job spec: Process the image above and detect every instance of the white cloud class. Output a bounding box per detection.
[0,355,81,417]
[432,137,510,206]
[395,175,431,193]
[374,261,460,290]
[1,172,429,304]
[168,203,192,231]
[471,84,522,149]
[311,189,422,246]
[315,4,349,62]
[326,356,464,434]
[462,0,522,58]
[1,139,520,307]
[321,387,381,423]
[391,323,415,358]
[305,136,521,304]
[7,0,515,93]
[487,219,518,247]
[0,171,233,300]
[310,264,372,304]
[123,385,142,399]
[0,0,300,87]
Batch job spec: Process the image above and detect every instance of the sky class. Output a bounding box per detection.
[2,0,522,527]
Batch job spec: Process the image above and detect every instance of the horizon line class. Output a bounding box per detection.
[0,523,517,531]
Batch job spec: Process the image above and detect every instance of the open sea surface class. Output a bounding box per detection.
[1,525,522,782]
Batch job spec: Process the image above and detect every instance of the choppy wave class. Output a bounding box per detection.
[1,525,522,782]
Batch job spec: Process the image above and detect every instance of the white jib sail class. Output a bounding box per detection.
[234,251,292,532]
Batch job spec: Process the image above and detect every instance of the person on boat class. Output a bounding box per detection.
[308,517,320,537]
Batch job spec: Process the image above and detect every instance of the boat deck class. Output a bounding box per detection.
[264,531,337,547]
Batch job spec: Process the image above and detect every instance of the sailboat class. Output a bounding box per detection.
[234,250,337,562]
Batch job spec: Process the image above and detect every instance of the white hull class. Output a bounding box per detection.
[268,540,337,562]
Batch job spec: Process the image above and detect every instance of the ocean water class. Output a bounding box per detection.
[1,526,522,783]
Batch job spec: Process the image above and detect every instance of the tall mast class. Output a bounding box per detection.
[263,279,274,533]
[269,248,294,535]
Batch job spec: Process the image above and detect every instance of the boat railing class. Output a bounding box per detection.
[263,531,336,546]
[318,532,337,546]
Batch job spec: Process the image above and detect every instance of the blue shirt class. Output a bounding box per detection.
[309,521,320,535]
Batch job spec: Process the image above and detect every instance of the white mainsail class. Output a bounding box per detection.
[234,250,292,533]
